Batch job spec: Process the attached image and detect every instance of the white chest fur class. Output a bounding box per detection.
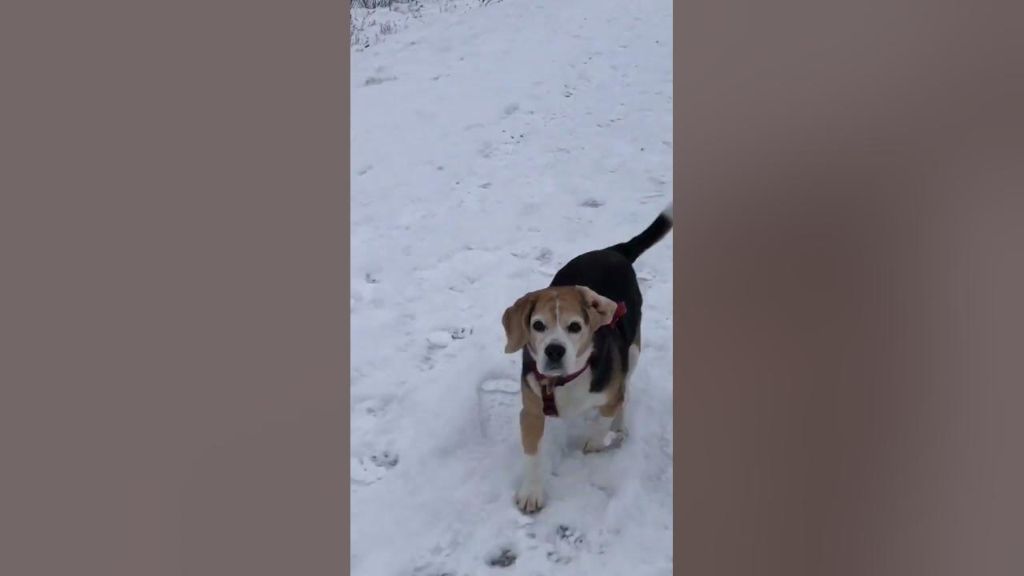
[526,370,607,418]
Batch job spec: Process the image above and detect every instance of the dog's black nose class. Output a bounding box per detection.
[544,343,566,361]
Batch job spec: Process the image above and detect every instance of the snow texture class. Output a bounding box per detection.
[351,1,673,574]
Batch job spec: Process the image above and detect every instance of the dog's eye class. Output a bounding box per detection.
[532,320,546,332]
[567,322,582,334]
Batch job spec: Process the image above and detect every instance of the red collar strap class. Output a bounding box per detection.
[609,301,627,327]
[532,362,591,417]
[531,301,626,417]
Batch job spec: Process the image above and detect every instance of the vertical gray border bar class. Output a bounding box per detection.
[2,1,349,575]
[675,1,1024,575]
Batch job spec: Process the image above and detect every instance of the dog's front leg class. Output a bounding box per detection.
[515,401,546,514]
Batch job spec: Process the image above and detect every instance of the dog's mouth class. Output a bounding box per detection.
[540,361,566,376]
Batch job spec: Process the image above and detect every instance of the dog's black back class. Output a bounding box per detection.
[550,249,642,347]
[542,209,672,393]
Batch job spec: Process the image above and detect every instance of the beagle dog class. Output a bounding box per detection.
[501,203,673,513]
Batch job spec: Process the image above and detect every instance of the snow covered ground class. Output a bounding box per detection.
[350,1,673,574]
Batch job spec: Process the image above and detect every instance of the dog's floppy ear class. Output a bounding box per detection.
[577,286,618,327]
[502,291,540,353]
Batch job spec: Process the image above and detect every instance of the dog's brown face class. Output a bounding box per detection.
[502,285,619,376]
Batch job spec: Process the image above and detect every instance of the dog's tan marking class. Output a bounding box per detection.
[519,382,545,454]
[598,402,622,419]
[502,290,539,354]
[577,285,618,327]
[502,286,617,357]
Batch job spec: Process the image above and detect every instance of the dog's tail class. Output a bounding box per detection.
[606,202,673,263]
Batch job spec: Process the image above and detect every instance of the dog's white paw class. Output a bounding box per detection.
[583,430,625,454]
[583,436,608,453]
[515,480,545,514]
[583,415,626,453]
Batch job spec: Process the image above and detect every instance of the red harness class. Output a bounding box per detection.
[530,301,627,417]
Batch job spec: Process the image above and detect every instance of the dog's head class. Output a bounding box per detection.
[502,285,619,376]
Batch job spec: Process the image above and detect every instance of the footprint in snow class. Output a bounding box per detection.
[486,547,517,568]
[426,327,473,349]
[476,378,520,441]
[364,75,398,86]
[356,396,392,418]
[556,524,586,546]
[369,450,399,469]
[351,450,399,486]
[427,332,452,350]
[545,524,590,565]
[421,327,474,370]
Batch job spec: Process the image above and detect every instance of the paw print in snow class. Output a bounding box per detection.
[427,326,473,349]
[545,524,588,565]
[499,129,526,144]
[364,74,397,86]
[556,524,586,547]
[427,332,452,349]
[486,547,517,568]
[351,450,399,486]
[369,450,399,469]
[478,141,496,159]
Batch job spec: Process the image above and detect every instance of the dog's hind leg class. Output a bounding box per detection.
[613,331,641,436]
[584,408,619,453]
[586,351,632,453]
[611,404,626,434]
